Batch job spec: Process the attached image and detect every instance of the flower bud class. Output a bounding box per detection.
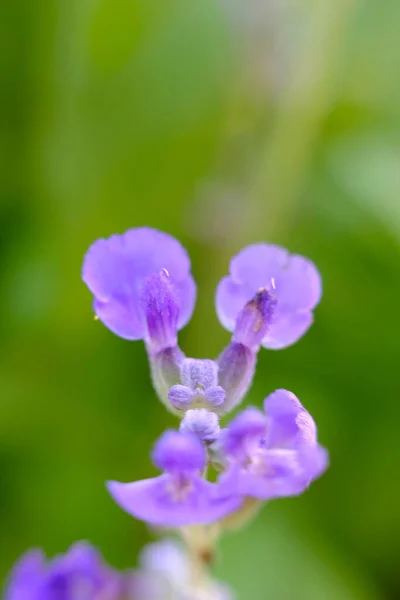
[217,342,256,414]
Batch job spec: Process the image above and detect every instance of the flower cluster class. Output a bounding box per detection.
[82,227,327,528]
[5,539,233,600]
[4,226,327,599]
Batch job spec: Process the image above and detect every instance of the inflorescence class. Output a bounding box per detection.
[5,227,328,599]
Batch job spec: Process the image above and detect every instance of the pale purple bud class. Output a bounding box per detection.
[168,385,194,410]
[180,409,220,442]
[216,342,256,414]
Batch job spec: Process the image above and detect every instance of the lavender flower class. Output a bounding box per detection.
[218,389,328,500]
[77,227,328,600]
[107,431,241,527]
[4,542,128,600]
[82,227,196,343]
[216,244,322,349]
[138,539,236,600]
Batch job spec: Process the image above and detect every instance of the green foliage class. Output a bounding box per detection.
[1,0,400,597]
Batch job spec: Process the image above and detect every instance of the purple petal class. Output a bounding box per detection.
[82,228,196,340]
[5,550,45,600]
[222,408,267,458]
[219,448,319,500]
[215,277,253,332]
[45,542,123,600]
[301,444,329,481]
[173,274,197,330]
[5,543,124,600]
[264,389,317,450]
[261,309,313,350]
[230,244,289,288]
[93,297,142,340]
[107,476,241,527]
[141,270,179,352]
[273,254,322,311]
[216,243,321,349]
[151,431,206,473]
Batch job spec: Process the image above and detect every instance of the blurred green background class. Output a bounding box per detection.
[1,0,400,598]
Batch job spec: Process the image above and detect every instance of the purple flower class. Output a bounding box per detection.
[82,227,196,343]
[138,539,236,600]
[218,389,328,500]
[5,542,126,600]
[216,244,322,349]
[107,431,241,527]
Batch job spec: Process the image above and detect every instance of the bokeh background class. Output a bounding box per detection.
[1,0,400,598]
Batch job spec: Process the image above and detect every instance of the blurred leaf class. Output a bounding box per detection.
[217,511,382,600]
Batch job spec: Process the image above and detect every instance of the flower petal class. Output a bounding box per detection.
[230,244,289,288]
[151,431,206,473]
[216,243,321,349]
[215,276,253,332]
[219,446,325,501]
[94,297,143,340]
[5,550,45,600]
[264,389,317,449]
[174,274,197,330]
[83,228,196,340]
[262,310,313,349]
[274,254,322,311]
[222,408,267,458]
[107,476,241,527]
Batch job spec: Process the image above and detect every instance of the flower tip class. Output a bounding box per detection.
[106,480,126,504]
[152,430,206,473]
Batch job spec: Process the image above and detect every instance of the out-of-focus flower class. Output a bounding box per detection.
[107,431,241,527]
[82,227,196,342]
[5,542,127,600]
[216,244,322,349]
[138,539,236,600]
[218,389,328,500]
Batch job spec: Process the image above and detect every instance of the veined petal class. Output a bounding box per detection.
[264,389,317,449]
[216,243,321,350]
[83,228,196,340]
